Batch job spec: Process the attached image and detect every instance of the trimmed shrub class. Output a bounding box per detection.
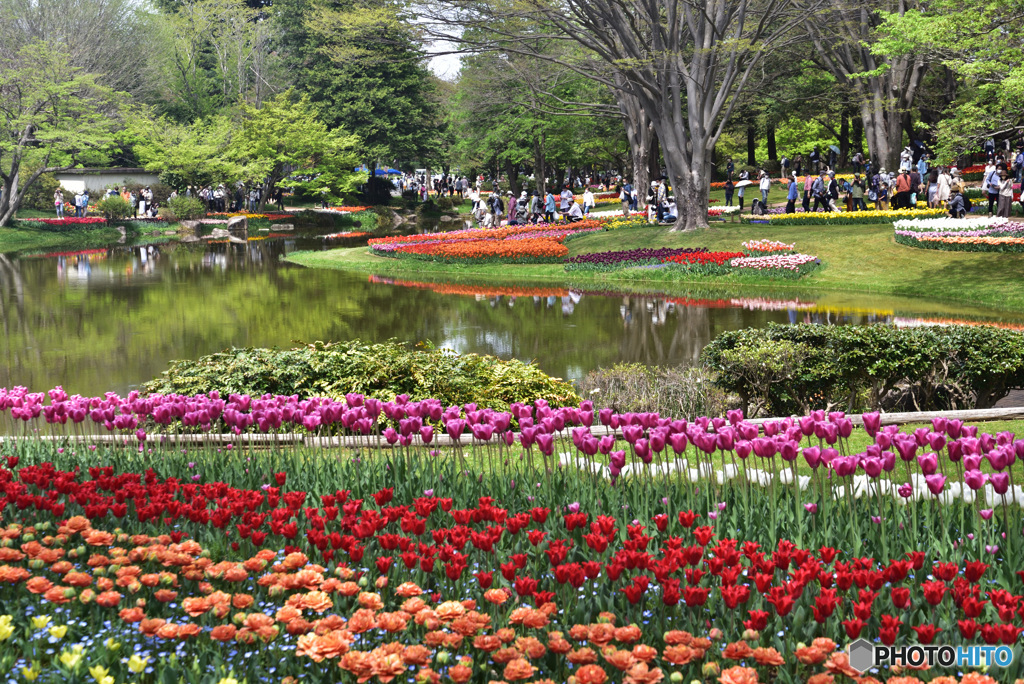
[96,196,132,220]
[702,323,1024,416]
[20,172,62,211]
[144,340,580,408]
[167,196,207,221]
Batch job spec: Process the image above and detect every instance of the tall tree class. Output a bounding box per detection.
[803,1,927,170]
[428,0,817,230]
[0,41,123,226]
[277,0,439,170]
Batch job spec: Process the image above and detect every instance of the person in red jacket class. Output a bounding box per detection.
[894,170,912,210]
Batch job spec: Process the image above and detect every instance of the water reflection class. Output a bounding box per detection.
[3,236,1024,397]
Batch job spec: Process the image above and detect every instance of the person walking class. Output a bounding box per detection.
[619,183,630,216]
[794,153,803,177]
[544,190,556,223]
[826,171,840,212]
[726,158,735,178]
[724,178,734,207]
[583,188,595,216]
[559,185,573,218]
[927,169,939,207]
[758,170,771,206]
[998,170,1014,217]
[850,173,866,211]
[54,189,64,219]
[811,173,828,212]
[894,170,912,210]
[802,172,814,212]
[852,151,863,174]
[909,167,921,207]
[936,167,951,206]
[785,174,798,213]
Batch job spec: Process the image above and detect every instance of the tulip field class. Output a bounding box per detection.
[1,387,1024,683]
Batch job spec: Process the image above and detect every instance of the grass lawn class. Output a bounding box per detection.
[286,222,1024,314]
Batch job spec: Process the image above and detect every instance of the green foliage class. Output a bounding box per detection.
[19,173,62,211]
[167,196,207,221]
[702,323,1024,416]
[144,340,581,408]
[95,196,132,220]
[126,114,239,189]
[578,363,730,419]
[361,177,395,206]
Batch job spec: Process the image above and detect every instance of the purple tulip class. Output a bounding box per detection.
[986,448,1008,471]
[649,431,666,454]
[780,440,799,462]
[964,470,986,490]
[567,501,580,513]
[419,425,434,445]
[898,482,914,498]
[875,431,892,449]
[804,503,818,514]
[964,454,982,471]
[862,411,881,437]
[383,427,399,445]
[917,452,938,475]
[716,429,735,451]
[535,433,554,456]
[727,409,744,425]
[931,417,948,433]
[763,421,780,437]
[980,509,994,520]
[802,446,822,469]
[861,456,883,478]
[832,456,857,477]
[925,473,947,496]
[599,435,616,455]
[735,440,752,460]
[946,419,963,439]
[927,432,947,453]
[668,433,688,455]
[980,433,996,453]
[881,451,896,472]
[990,472,1010,495]
[799,415,816,437]
[963,425,978,438]
[737,422,759,441]
[633,438,651,463]
[947,440,963,462]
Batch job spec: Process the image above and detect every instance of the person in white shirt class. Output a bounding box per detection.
[583,189,595,215]
[759,171,771,205]
[567,201,584,222]
[664,197,678,223]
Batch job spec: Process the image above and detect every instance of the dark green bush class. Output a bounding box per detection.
[96,196,132,220]
[360,177,394,206]
[20,172,62,211]
[144,340,580,408]
[701,323,1024,416]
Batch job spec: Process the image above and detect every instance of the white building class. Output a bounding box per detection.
[55,168,161,194]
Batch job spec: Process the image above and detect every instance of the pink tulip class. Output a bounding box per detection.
[925,473,947,496]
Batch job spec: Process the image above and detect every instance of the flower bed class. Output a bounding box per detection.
[708,207,741,218]
[745,207,947,226]
[0,387,1022,682]
[741,240,794,254]
[892,217,1012,232]
[564,248,708,272]
[729,253,820,277]
[896,234,1024,252]
[368,224,605,264]
[330,206,373,213]
[325,232,372,240]
[16,217,107,227]
[662,250,747,274]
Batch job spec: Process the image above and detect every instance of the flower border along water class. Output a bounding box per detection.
[894,217,1024,252]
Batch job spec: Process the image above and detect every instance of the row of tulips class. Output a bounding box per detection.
[2,417,1024,683]
[895,233,1024,253]
[742,207,947,226]
[564,249,708,272]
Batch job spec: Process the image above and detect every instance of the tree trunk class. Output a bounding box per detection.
[852,116,864,156]
[655,118,711,232]
[647,133,661,187]
[767,124,777,161]
[533,138,546,198]
[505,160,521,196]
[838,114,850,168]
[746,125,756,166]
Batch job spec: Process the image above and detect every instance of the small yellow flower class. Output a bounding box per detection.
[0,623,13,641]
[127,655,149,674]
[0,615,12,625]
[59,646,84,670]
[89,665,110,682]
[100,678,114,684]
[31,616,51,630]
[21,665,40,682]
[48,625,68,639]
[216,678,240,684]
[104,637,120,651]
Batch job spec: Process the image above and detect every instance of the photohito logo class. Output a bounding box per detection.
[847,639,1015,673]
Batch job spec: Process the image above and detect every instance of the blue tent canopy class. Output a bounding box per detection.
[355,165,402,175]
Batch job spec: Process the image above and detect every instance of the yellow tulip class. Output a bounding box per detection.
[0,623,13,641]
[48,625,68,639]
[104,637,120,651]
[59,647,83,670]
[21,665,40,682]
[30,616,51,630]
[216,678,240,684]
[127,655,149,674]
[89,665,109,682]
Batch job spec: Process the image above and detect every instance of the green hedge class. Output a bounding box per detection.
[701,323,1024,416]
[144,340,580,408]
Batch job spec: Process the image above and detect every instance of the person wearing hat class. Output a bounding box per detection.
[826,171,840,212]
[850,173,866,212]
[811,172,828,212]
[506,191,518,224]
[583,187,595,216]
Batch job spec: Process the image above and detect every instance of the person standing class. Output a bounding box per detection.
[785,174,798,213]
[544,190,556,222]
[876,182,890,211]
[724,178,734,207]
[850,173,866,211]
[852,151,863,174]
[998,170,1013,217]
[583,187,595,216]
[1015,148,1024,184]
[894,170,912,210]
[759,170,771,206]
[726,158,735,178]
[559,185,573,217]
[917,153,929,180]
[794,153,803,177]
[54,189,64,219]
[619,183,630,216]
[809,148,820,174]
[984,163,1001,215]
[737,169,748,210]
[935,167,951,206]
[909,166,921,207]
[826,172,840,212]
[803,172,814,212]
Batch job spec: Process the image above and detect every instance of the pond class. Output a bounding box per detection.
[3,226,1024,396]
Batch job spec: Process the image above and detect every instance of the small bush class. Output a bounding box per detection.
[360,177,394,206]
[435,195,455,212]
[96,196,132,220]
[20,172,62,211]
[579,363,730,419]
[144,340,580,409]
[702,323,1024,415]
[167,196,207,221]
